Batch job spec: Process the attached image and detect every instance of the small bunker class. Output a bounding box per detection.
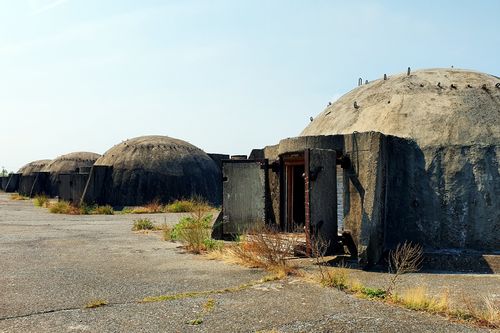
[43,152,101,197]
[17,159,51,196]
[221,68,500,271]
[82,135,222,207]
[18,159,51,176]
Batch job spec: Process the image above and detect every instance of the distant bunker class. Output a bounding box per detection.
[16,159,52,196]
[81,135,222,207]
[221,68,500,270]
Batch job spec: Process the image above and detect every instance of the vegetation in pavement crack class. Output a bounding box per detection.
[84,299,108,309]
[141,275,283,303]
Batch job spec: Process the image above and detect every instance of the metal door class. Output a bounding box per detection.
[222,160,267,234]
[305,149,337,253]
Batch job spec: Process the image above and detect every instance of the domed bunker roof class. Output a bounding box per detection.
[18,159,51,175]
[43,152,101,174]
[302,68,500,148]
[94,135,221,206]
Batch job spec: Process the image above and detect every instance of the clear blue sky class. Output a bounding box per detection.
[1,0,499,171]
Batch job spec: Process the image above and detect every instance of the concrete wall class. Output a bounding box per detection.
[385,140,499,252]
[5,173,20,192]
[223,132,499,267]
[18,176,36,196]
[1,176,9,190]
[81,165,113,205]
[207,153,230,171]
[30,172,51,197]
[58,173,90,203]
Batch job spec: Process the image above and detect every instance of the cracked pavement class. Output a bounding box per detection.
[0,192,496,332]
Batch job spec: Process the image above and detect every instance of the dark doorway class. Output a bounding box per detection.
[284,154,305,232]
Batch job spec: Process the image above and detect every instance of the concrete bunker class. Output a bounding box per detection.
[220,68,500,271]
[81,135,222,207]
[42,152,100,200]
[17,159,51,197]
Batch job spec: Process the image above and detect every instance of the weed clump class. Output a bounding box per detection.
[10,194,28,200]
[132,218,156,231]
[85,299,108,308]
[228,228,298,275]
[92,205,114,215]
[33,194,49,207]
[166,199,212,213]
[171,208,217,253]
[49,201,79,214]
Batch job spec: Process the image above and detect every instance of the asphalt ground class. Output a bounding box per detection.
[0,192,497,332]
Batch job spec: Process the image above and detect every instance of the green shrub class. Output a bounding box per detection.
[203,238,224,251]
[33,194,49,207]
[361,287,386,299]
[165,200,196,213]
[171,212,213,253]
[79,202,95,215]
[132,218,155,231]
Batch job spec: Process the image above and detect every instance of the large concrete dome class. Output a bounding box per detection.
[302,68,500,147]
[18,159,51,176]
[94,135,221,206]
[43,152,101,174]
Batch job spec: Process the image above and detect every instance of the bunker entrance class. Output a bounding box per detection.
[283,154,306,233]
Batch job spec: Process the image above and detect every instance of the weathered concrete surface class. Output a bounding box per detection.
[298,68,500,259]
[0,176,8,191]
[57,173,89,203]
[302,68,500,148]
[41,152,100,197]
[17,159,51,176]
[89,135,222,206]
[0,192,493,332]
[4,173,20,192]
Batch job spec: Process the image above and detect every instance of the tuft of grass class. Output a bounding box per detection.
[85,299,108,309]
[166,200,195,213]
[33,194,49,207]
[10,193,28,200]
[360,287,387,299]
[393,286,448,312]
[203,298,216,312]
[132,218,155,231]
[48,201,80,214]
[320,267,349,290]
[165,199,212,213]
[92,205,114,215]
[186,318,203,325]
[161,224,173,240]
[130,200,165,214]
[456,295,500,328]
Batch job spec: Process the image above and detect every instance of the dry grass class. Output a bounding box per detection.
[456,295,500,328]
[33,194,49,207]
[225,230,299,276]
[10,193,28,200]
[91,205,114,215]
[393,286,449,313]
[84,299,108,309]
[125,198,213,214]
[48,201,80,214]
